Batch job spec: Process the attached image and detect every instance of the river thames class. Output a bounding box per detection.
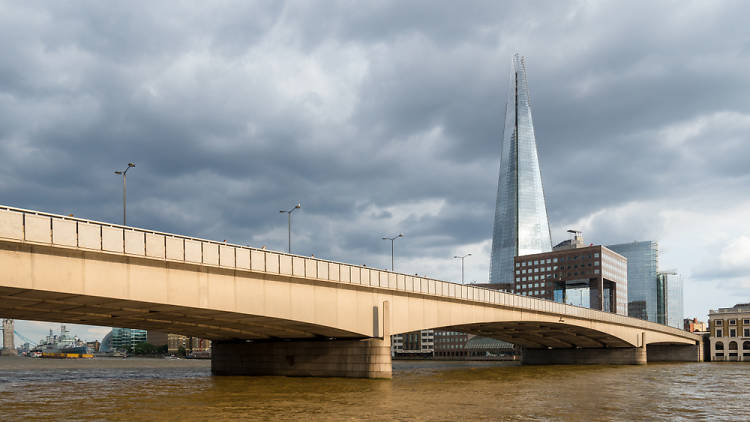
[0,358,747,421]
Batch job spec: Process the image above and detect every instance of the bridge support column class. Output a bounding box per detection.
[522,347,647,365]
[646,343,703,362]
[211,338,392,378]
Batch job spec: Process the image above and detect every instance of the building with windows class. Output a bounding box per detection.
[708,303,750,362]
[108,328,147,352]
[607,241,659,321]
[489,53,552,285]
[433,331,515,359]
[513,244,628,315]
[607,241,684,328]
[434,330,469,358]
[684,318,707,333]
[391,330,434,358]
[657,271,684,329]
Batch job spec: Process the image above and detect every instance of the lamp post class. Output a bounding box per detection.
[279,202,301,253]
[114,163,135,225]
[453,253,472,284]
[381,233,403,271]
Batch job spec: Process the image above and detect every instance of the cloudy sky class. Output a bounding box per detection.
[2,1,749,343]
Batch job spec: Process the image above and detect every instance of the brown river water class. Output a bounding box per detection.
[0,357,747,421]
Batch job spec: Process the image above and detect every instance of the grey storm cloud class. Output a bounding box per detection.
[2,0,750,338]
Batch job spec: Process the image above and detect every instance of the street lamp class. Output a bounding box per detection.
[453,253,472,284]
[279,202,301,253]
[381,233,404,271]
[114,163,135,225]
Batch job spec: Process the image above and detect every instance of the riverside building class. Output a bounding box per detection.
[513,238,628,315]
[709,303,750,362]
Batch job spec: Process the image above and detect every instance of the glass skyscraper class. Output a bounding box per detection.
[657,271,684,329]
[607,241,659,322]
[490,54,552,284]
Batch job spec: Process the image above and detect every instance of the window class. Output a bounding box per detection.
[553,258,558,263]
[546,259,551,264]
[744,319,750,325]
[716,320,723,326]
[534,260,539,265]
[522,262,526,267]
[547,266,551,271]
[744,328,749,337]
[594,261,600,266]
[540,275,545,280]
[594,269,600,274]
[715,341,724,350]
[729,319,736,325]
[534,276,539,281]
[730,329,737,338]
[594,253,599,258]
[515,270,520,275]
[717,329,723,337]
[522,269,526,274]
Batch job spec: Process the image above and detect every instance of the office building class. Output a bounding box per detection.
[489,53,552,284]
[391,330,434,358]
[607,241,659,321]
[513,243,628,315]
[657,271,684,329]
[708,303,750,361]
[108,328,147,352]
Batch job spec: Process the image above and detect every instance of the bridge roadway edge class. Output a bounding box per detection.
[0,208,704,377]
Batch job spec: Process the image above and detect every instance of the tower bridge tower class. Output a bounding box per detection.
[1,319,16,355]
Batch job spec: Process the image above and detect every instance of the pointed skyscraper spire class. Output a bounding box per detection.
[489,54,552,284]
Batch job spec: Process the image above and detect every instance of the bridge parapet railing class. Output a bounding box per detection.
[0,205,695,340]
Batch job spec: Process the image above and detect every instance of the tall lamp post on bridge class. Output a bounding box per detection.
[453,253,471,284]
[381,233,403,271]
[280,202,301,253]
[114,163,135,226]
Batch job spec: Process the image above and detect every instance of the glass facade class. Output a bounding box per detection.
[107,328,148,352]
[607,241,659,322]
[657,272,684,329]
[490,54,552,284]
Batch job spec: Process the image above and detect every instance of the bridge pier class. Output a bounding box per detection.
[521,347,647,365]
[646,343,703,362]
[211,338,392,379]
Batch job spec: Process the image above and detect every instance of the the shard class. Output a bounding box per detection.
[489,54,552,284]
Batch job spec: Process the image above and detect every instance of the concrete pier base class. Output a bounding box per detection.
[211,338,392,379]
[646,343,703,362]
[522,347,647,365]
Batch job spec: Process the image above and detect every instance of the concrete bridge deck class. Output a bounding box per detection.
[0,205,702,377]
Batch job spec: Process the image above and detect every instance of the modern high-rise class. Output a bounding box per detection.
[607,241,659,321]
[606,241,684,328]
[490,54,552,284]
[657,271,684,329]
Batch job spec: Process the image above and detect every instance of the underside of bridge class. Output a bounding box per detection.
[436,321,702,366]
[0,286,365,341]
[442,321,633,349]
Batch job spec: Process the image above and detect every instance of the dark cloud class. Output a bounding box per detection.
[2,0,750,336]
